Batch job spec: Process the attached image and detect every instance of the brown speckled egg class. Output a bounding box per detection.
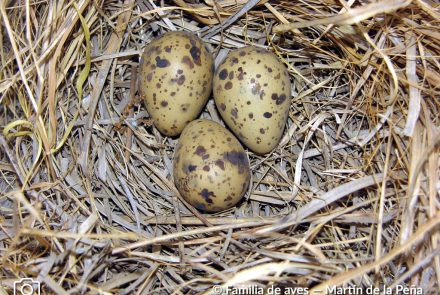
[173,119,250,213]
[213,46,291,154]
[139,31,214,136]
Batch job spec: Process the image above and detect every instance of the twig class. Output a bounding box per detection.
[124,65,137,161]
[256,173,385,234]
[272,0,412,32]
[202,0,263,40]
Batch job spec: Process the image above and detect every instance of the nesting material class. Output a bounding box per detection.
[0,0,439,294]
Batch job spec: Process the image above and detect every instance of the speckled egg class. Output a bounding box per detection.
[173,119,251,213]
[213,46,291,154]
[139,31,214,136]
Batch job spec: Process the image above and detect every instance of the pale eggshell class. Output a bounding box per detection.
[139,31,214,136]
[213,46,291,154]
[173,119,250,213]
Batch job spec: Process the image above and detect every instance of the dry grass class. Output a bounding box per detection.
[1,0,439,294]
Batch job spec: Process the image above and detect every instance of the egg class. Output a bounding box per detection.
[213,46,291,154]
[173,119,251,213]
[139,31,214,136]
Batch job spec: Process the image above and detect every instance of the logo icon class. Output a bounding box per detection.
[13,278,40,295]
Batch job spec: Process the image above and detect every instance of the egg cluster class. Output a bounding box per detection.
[139,31,291,213]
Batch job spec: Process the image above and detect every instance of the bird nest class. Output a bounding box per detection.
[0,0,439,294]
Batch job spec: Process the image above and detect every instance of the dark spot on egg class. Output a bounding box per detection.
[194,146,206,156]
[239,51,246,56]
[177,69,183,74]
[215,159,225,170]
[263,112,272,118]
[165,46,172,53]
[230,57,239,65]
[203,165,210,172]
[182,56,194,69]
[146,72,153,82]
[271,93,287,105]
[248,113,254,119]
[189,36,197,47]
[171,92,176,96]
[190,46,202,66]
[256,74,261,78]
[260,128,265,134]
[176,75,186,85]
[219,69,228,80]
[231,107,238,118]
[229,71,234,80]
[184,164,197,173]
[225,196,233,201]
[200,188,215,204]
[194,202,206,210]
[219,103,226,111]
[181,103,190,112]
[237,67,244,80]
[160,100,168,107]
[223,151,249,174]
[225,81,233,90]
[155,56,170,68]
